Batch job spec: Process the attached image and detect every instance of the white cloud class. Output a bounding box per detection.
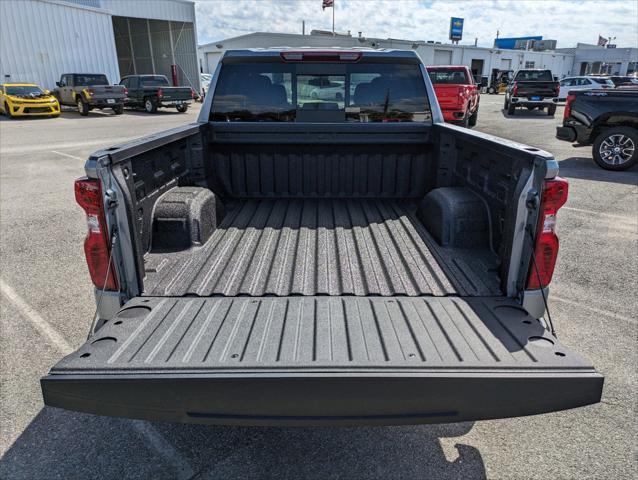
[194,0,638,48]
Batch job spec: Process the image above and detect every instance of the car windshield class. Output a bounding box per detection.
[75,74,108,86]
[428,69,469,84]
[211,61,431,123]
[5,85,45,96]
[515,70,553,81]
[141,76,170,86]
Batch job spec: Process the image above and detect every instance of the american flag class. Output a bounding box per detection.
[322,0,334,9]
[597,35,608,46]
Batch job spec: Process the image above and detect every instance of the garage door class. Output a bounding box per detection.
[433,50,452,65]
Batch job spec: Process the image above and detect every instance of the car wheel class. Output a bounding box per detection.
[459,111,470,128]
[144,97,158,113]
[488,86,496,94]
[176,104,189,113]
[76,97,89,116]
[468,108,478,127]
[507,102,516,116]
[310,91,319,100]
[592,126,638,171]
[113,104,124,115]
[547,104,556,116]
[4,102,13,118]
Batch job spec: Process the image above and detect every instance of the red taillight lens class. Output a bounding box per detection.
[191,88,196,99]
[512,82,518,96]
[280,51,362,62]
[157,88,163,100]
[564,94,576,119]
[75,178,119,291]
[123,87,129,96]
[554,83,560,97]
[526,177,569,290]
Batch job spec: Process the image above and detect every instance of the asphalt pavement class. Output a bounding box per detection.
[0,98,636,479]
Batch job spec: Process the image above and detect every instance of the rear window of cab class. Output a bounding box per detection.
[210,62,431,123]
[427,69,471,84]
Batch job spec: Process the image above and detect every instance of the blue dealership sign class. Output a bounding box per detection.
[449,17,464,41]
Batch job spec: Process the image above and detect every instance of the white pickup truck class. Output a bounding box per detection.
[41,49,602,426]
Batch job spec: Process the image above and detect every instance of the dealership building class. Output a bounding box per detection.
[199,31,638,83]
[0,0,200,91]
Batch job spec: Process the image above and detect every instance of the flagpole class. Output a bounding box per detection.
[332,2,335,35]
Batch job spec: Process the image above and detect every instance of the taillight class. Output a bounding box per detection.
[512,82,518,96]
[554,83,560,97]
[157,88,163,100]
[280,51,362,62]
[526,177,569,290]
[123,87,129,96]
[87,88,94,96]
[564,94,576,119]
[75,178,119,291]
[191,88,196,99]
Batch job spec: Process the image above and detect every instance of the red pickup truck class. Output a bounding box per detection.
[427,65,480,127]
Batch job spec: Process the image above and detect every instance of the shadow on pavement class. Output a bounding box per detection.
[0,407,486,480]
[558,157,638,185]
[123,108,191,117]
[499,108,556,120]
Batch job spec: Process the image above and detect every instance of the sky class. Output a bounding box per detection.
[194,0,638,48]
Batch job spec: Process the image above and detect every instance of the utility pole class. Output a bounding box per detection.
[302,20,305,35]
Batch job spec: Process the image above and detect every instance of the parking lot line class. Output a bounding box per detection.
[562,206,637,223]
[0,278,195,478]
[52,150,83,161]
[0,278,73,355]
[552,295,636,324]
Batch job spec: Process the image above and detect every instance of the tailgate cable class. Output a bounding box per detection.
[526,227,557,337]
[88,228,118,339]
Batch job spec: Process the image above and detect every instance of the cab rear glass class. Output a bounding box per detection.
[515,70,553,81]
[428,69,470,84]
[74,74,108,86]
[210,62,431,123]
[140,76,170,87]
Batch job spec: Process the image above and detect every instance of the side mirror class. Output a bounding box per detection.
[55,82,60,87]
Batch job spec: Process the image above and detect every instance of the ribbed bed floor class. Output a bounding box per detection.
[143,199,500,297]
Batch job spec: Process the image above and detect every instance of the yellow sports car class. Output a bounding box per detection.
[0,83,60,118]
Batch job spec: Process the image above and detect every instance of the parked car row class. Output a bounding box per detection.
[1,73,196,119]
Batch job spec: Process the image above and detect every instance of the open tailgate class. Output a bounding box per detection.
[41,296,602,426]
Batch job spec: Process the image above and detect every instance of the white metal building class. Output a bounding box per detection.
[0,0,200,91]
[199,31,633,83]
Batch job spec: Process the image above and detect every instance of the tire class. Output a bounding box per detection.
[592,126,638,171]
[76,97,89,116]
[144,97,158,113]
[4,102,13,118]
[468,108,478,127]
[113,104,124,115]
[460,112,470,128]
[176,104,189,113]
[547,104,556,116]
[310,91,318,100]
[488,86,496,94]
[507,102,516,116]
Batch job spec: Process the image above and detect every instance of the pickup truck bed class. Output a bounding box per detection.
[42,49,602,426]
[43,294,600,426]
[143,198,500,297]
